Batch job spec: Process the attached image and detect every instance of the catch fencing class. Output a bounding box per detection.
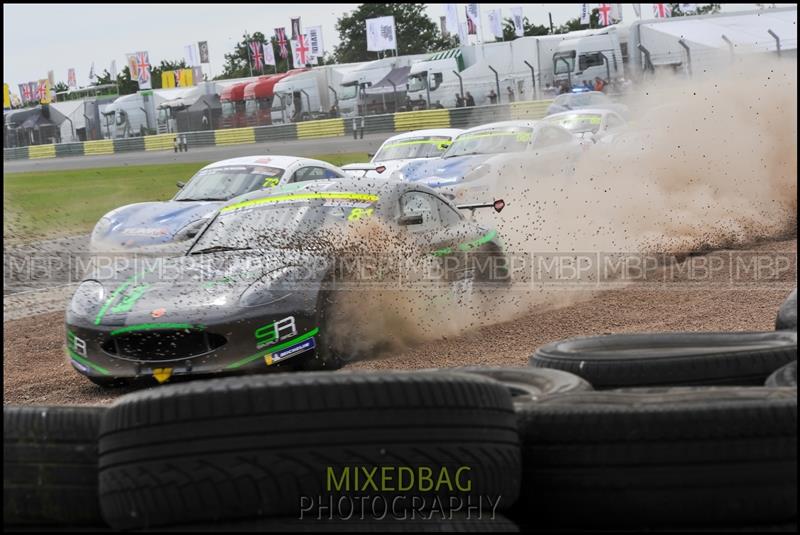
[3,100,553,161]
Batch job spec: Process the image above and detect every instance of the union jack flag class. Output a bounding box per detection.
[653,3,671,18]
[20,83,31,104]
[293,34,310,66]
[136,51,151,85]
[36,80,48,100]
[249,41,264,71]
[597,3,612,26]
[275,28,288,58]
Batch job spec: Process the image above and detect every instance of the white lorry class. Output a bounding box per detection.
[101,91,165,138]
[405,26,628,108]
[270,63,365,124]
[338,54,428,117]
[551,26,626,89]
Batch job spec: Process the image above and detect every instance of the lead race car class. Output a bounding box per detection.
[89,156,349,251]
[66,178,507,386]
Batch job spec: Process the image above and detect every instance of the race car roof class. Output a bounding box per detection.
[381,128,464,143]
[545,108,622,120]
[200,155,326,171]
[217,177,423,213]
[459,120,544,134]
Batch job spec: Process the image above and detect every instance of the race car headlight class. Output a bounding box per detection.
[92,217,113,239]
[175,218,210,242]
[69,281,105,318]
[239,266,308,307]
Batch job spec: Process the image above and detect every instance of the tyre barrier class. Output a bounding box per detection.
[4,405,106,526]
[766,360,798,387]
[512,386,797,529]
[3,356,796,530]
[776,288,797,331]
[3,100,553,161]
[529,331,798,388]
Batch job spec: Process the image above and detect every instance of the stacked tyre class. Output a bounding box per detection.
[4,289,797,531]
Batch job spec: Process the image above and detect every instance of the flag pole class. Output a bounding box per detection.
[245,31,253,77]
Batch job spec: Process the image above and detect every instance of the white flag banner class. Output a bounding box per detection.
[580,4,591,24]
[89,61,96,80]
[184,44,198,67]
[67,68,77,88]
[444,4,459,36]
[487,9,503,39]
[466,4,480,39]
[632,3,641,17]
[611,4,623,21]
[366,15,397,52]
[511,7,524,37]
[263,41,276,67]
[110,60,117,79]
[307,25,324,59]
[679,3,697,13]
[458,21,469,44]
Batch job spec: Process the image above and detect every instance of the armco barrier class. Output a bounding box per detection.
[4,99,553,161]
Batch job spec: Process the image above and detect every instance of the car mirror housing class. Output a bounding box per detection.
[398,214,424,226]
[176,181,185,189]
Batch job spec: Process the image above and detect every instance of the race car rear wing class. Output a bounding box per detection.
[456,200,506,214]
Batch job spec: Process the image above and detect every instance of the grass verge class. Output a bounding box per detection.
[3,152,369,242]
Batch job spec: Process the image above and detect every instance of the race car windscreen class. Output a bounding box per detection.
[190,199,376,252]
[549,113,603,134]
[443,127,533,158]
[373,136,453,162]
[174,165,285,202]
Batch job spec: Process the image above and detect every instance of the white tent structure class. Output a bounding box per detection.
[629,7,796,74]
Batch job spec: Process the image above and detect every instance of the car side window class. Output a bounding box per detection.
[399,191,441,232]
[535,126,569,148]
[435,198,463,226]
[606,114,624,130]
[291,166,342,182]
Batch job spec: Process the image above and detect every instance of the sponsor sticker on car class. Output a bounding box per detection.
[264,337,316,366]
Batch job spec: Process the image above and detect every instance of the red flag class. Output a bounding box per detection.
[597,3,612,26]
[249,41,264,71]
[275,28,288,59]
[465,6,476,34]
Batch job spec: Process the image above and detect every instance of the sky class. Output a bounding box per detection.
[3,3,787,91]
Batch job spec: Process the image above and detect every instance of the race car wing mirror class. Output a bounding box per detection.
[398,214,424,226]
[176,181,185,189]
[456,199,506,216]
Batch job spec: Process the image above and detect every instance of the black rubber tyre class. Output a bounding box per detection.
[447,367,592,405]
[161,512,519,532]
[512,386,797,529]
[529,331,797,388]
[766,361,797,387]
[776,288,797,331]
[4,405,106,526]
[98,371,521,530]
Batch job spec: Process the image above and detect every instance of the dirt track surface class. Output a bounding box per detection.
[3,239,795,406]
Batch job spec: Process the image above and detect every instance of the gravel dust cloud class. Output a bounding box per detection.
[332,55,797,359]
